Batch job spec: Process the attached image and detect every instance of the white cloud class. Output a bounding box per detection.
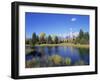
[71,18,76,21]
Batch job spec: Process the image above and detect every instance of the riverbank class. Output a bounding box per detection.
[25,48,34,54]
[35,43,89,48]
[25,43,89,54]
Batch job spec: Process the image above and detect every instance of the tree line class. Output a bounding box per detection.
[26,32,59,46]
[74,29,89,44]
[25,29,89,46]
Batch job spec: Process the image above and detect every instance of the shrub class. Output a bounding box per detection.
[65,57,71,65]
[26,58,40,68]
[50,54,62,65]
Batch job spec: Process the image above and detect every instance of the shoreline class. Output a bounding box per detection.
[25,43,89,54]
[34,43,89,48]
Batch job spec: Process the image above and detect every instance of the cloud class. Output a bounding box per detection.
[71,18,76,22]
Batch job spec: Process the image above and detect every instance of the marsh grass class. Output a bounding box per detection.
[26,58,40,68]
[26,54,88,68]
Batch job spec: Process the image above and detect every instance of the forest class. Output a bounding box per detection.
[25,29,89,47]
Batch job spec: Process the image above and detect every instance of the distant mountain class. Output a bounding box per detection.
[65,32,79,39]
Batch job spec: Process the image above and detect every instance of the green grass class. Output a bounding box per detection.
[25,48,35,54]
[35,43,89,48]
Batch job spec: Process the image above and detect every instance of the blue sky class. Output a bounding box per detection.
[25,12,89,38]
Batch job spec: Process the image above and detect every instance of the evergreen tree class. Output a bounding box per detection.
[47,35,52,44]
[79,29,84,39]
[54,36,59,44]
[75,29,89,44]
[32,32,37,45]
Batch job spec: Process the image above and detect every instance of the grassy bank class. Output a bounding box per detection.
[25,48,35,54]
[35,43,89,48]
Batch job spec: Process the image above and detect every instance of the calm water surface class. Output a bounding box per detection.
[26,46,89,68]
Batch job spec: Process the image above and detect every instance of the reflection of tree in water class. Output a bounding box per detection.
[39,47,45,55]
[55,46,59,54]
[77,48,89,65]
[47,46,59,56]
[38,47,49,67]
[47,47,52,56]
[78,48,89,55]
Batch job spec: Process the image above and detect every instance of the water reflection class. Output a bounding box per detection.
[47,46,52,55]
[26,46,89,68]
